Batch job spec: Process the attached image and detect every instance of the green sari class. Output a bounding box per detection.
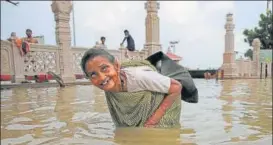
[104,60,181,128]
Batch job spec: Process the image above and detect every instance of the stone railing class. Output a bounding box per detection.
[24,44,60,76]
[109,49,122,61]
[1,40,149,83]
[118,47,149,61]
[71,46,89,75]
[1,40,14,76]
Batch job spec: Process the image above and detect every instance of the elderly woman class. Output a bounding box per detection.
[81,48,182,128]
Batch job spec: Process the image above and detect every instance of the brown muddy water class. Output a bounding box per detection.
[1,79,272,145]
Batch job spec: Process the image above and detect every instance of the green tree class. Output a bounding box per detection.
[244,48,253,60]
[243,10,273,50]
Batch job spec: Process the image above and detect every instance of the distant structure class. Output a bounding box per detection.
[220,13,272,79]
[144,0,162,56]
[166,46,182,64]
[220,13,238,79]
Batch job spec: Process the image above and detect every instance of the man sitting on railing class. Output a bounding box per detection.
[120,30,135,59]
[99,36,107,49]
[19,29,38,56]
[7,32,22,49]
[7,32,17,42]
[93,36,108,49]
[21,29,38,44]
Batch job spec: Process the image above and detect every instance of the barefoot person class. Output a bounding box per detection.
[19,29,38,56]
[81,48,182,128]
[120,30,135,58]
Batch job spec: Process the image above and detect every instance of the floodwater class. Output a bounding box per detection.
[1,79,272,145]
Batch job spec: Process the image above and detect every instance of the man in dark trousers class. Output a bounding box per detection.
[120,30,135,58]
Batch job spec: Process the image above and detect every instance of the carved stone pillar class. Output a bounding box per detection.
[144,0,162,56]
[51,1,76,83]
[221,13,238,79]
[251,38,261,77]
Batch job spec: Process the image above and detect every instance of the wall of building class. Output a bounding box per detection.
[235,58,252,78]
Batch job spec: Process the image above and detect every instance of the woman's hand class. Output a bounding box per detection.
[144,79,182,127]
[144,107,165,127]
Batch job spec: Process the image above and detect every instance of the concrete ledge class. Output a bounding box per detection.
[1,80,91,89]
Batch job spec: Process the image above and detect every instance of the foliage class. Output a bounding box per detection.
[243,10,273,50]
[244,48,253,60]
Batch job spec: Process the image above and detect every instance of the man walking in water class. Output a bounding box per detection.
[120,30,135,58]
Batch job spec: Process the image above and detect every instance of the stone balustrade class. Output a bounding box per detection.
[71,46,89,75]
[1,40,148,83]
[24,44,60,76]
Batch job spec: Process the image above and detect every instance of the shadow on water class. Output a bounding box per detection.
[1,79,272,145]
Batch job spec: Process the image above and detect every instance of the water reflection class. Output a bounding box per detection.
[1,79,272,145]
[220,80,236,134]
[219,79,272,144]
[114,128,181,145]
[54,86,76,138]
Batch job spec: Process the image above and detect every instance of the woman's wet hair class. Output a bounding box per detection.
[81,48,115,77]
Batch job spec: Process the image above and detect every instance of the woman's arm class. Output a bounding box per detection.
[123,68,182,127]
[144,78,181,127]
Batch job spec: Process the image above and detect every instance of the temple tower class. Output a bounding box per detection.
[51,1,76,83]
[221,13,238,78]
[144,0,162,56]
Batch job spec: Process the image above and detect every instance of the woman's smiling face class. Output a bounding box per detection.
[85,56,120,92]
